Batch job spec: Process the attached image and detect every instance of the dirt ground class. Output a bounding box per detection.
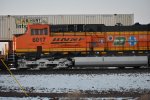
[0,91,150,99]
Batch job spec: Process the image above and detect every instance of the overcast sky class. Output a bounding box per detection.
[0,0,150,52]
[0,0,150,23]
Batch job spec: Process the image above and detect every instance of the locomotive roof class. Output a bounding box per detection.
[50,24,150,32]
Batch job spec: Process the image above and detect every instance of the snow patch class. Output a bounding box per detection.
[0,73,150,93]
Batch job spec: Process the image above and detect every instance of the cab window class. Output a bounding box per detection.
[35,29,39,35]
[40,29,43,35]
[44,28,48,35]
[31,28,48,35]
[31,29,35,35]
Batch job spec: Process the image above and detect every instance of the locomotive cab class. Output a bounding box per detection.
[14,24,50,53]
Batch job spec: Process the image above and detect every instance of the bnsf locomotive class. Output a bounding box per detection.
[8,23,150,69]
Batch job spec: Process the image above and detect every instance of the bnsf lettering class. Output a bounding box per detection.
[52,38,84,42]
[32,37,46,42]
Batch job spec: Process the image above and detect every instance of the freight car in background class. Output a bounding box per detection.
[6,23,150,69]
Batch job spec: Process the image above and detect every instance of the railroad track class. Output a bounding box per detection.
[0,91,149,98]
[0,68,150,75]
[0,91,150,100]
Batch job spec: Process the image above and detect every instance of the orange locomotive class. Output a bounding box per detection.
[6,23,150,69]
[13,24,150,56]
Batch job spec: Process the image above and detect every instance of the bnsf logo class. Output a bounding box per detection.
[52,37,84,42]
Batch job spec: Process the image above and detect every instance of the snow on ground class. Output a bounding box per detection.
[0,73,150,93]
